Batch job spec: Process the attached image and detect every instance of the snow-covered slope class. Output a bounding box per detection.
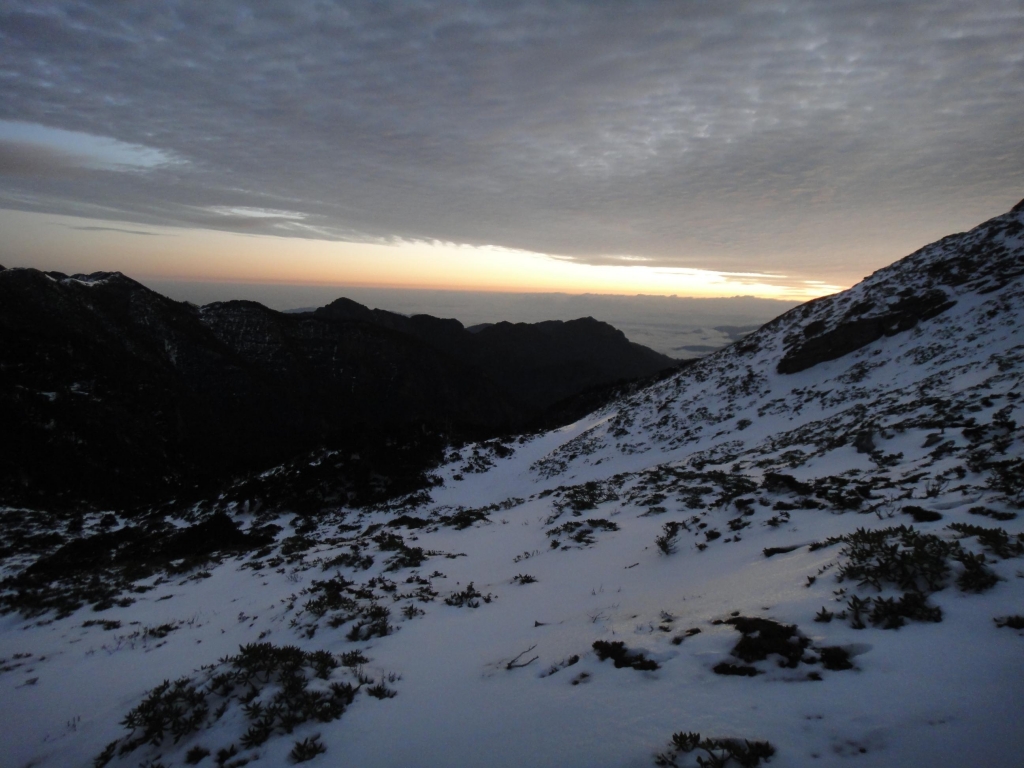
[2,201,1023,768]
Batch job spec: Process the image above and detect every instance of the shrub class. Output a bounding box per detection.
[968,506,1017,522]
[948,523,1024,559]
[365,682,398,699]
[817,646,853,671]
[656,522,684,555]
[763,545,799,558]
[345,610,393,641]
[901,506,942,523]
[184,746,211,764]
[541,655,580,677]
[444,582,492,608]
[713,662,760,677]
[655,731,775,767]
[93,740,117,768]
[826,525,1003,629]
[956,551,1001,592]
[340,650,369,667]
[726,617,808,668]
[99,643,361,766]
[547,518,619,547]
[592,640,660,671]
[837,526,951,592]
[290,734,327,762]
[671,628,701,645]
[120,677,208,747]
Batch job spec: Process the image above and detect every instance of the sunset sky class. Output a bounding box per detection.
[1,1,1022,300]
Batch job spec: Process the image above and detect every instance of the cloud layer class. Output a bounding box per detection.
[1,1,1022,281]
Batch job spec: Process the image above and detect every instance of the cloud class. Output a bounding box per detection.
[0,121,178,172]
[0,1,1021,280]
[66,225,162,236]
[0,140,89,178]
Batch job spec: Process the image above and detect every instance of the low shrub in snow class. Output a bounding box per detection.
[654,731,775,767]
[290,734,326,762]
[94,643,365,767]
[592,640,660,671]
[444,581,493,608]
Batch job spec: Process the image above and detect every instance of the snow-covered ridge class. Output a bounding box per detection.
[1,201,1022,768]
[524,201,1023,478]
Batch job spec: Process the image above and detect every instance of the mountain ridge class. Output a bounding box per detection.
[0,270,676,508]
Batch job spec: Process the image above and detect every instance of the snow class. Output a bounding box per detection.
[2,203,1024,767]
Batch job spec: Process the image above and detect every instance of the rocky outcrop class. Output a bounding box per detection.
[777,290,956,374]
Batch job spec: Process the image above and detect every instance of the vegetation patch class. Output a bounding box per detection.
[82,618,122,631]
[2,513,279,618]
[816,646,854,671]
[548,481,620,518]
[762,545,800,558]
[434,497,524,530]
[293,572,436,640]
[540,655,580,677]
[386,514,429,529]
[592,640,660,671]
[723,617,809,668]
[654,731,776,767]
[671,628,701,646]
[547,518,619,547]
[444,582,493,608]
[320,545,374,572]
[95,643,368,767]
[656,521,686,554]
[946,523,1024,559]
[823,524,1013,629]
[844,592,943,630]
[901,505,943,523]
[183,745,210,764]
[838,525,966,591]
[714,616,855,677]
[290,734,327,762]
[436,507,490,529]
[712,662,760,677]
[0,508,70,562]
[968,506,1017,522]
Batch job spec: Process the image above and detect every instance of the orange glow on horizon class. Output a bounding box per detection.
[0,209,847,301]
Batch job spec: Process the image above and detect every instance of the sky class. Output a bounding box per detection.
[1,1,1022,300]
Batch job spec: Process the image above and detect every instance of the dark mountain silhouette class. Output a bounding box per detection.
[0,270,676,509]
[312,296,674,409]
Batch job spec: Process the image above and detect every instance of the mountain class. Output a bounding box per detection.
[311,295,675,411]
[1,199,1022,768]
[0,272,676,509]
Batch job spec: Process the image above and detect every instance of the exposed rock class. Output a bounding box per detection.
[778,290,956,374]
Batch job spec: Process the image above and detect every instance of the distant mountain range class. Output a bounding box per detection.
[0,270,677,509]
